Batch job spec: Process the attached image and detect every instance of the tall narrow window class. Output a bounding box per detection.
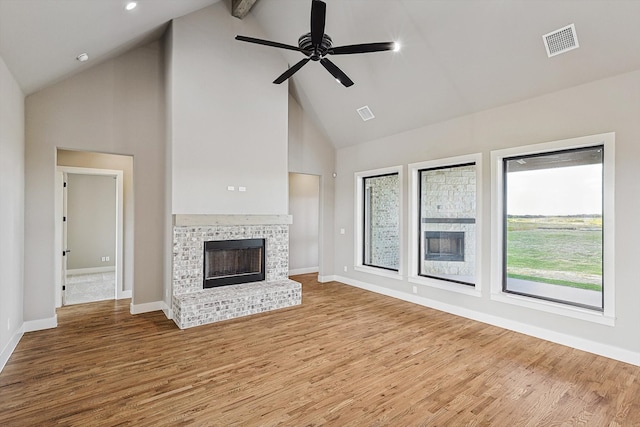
[503,145,604,310]
[363,173,400,271]
[419,163,476,285]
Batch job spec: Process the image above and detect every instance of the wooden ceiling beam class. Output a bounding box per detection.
[232,0,258,19]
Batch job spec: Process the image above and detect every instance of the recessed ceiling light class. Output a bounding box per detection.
[125,2,137,11]
[76,53,89,62]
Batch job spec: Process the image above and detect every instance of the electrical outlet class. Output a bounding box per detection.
[412,286,418,294]
[105,256,110,262]
[343,266,348,272]
[340,228,345,235]
[101,256,106,262]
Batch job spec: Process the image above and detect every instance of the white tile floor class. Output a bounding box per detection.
[64,271,115,305]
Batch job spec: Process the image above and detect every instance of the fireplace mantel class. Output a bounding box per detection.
[173,214,292,227]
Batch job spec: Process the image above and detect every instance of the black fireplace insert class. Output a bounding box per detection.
[203,238,265,288]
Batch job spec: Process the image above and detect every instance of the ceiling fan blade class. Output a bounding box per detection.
[310,0,326,47]
[273,58,310,84]
[320,58,354,87]
[329,42,396,55]
[235,35,305,53]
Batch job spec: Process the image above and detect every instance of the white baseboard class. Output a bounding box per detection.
[335,275,640,367]
[289,267,319,276]
[130,301,168,315]
[67,266,115,275]
[163,307,173,320]
[317,275,337,283]
[118,290,132,299]
[23,315,58,333]
[0,329,24,373]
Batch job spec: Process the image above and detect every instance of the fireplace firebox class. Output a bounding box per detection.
[424,231,465,262]
[203,238,266,288]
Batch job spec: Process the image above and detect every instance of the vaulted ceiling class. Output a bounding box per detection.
[1,0,639,148]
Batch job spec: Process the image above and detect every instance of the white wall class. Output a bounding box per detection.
[334,70,640,362]
[24,41,166,322]
[289,173,319,274]
[0,55,25,368]
[65,174,116,270]
[288,95,336,278]
[169,2,289,215]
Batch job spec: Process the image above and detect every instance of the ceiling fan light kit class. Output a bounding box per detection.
[235,0,396,87]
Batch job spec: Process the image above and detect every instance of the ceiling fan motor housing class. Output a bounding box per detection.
[299,32,333,60]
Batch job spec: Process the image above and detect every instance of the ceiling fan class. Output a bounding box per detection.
[235,0,398,87]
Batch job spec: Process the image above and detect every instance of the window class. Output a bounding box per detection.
[355,166,402,277]
[419,163,477,285]
[503,146,603,309]
[491,133,614,323]
[363,173,400,270]
[409,154,482,295]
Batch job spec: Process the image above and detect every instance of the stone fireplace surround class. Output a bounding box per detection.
[172,214,301,329]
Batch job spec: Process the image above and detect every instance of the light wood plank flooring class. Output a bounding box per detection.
[1,274,639,426]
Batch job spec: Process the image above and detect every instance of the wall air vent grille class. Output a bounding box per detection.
[357,105,375,121]
[543,24,579,57]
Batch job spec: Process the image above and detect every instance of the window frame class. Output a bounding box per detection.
[408,154,482,296]
[490,133,615,325]
[354,166,403,279]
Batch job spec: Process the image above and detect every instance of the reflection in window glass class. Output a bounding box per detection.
[363,174,400,271]
[419,163,476,285]
[503,146,603,310]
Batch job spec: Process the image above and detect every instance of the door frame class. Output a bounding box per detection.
[55,166,127,306]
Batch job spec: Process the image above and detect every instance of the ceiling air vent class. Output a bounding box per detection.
[357,106,375,121]
[543,24,579,57]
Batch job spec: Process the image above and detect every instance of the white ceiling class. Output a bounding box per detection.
[1,0,639,149]
[0,0,219,94]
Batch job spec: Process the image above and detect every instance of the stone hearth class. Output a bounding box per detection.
[171,215,301,329]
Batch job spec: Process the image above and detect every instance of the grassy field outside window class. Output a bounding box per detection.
[506,215,602,291]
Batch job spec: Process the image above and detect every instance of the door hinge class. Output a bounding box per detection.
[62,285,66,291]
[63,216,66,222]
[63,250,66,256]
[63,182,67,188]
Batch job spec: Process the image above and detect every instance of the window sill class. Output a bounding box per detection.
[354,265,403,281]
[490,292,615,326]
[409,276,481,297]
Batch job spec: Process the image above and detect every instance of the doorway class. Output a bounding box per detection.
[288,173,320,275]
[54,149,133,308]
[56,167,124,305]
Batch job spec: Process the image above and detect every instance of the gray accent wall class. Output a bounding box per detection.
[168,2,289,215]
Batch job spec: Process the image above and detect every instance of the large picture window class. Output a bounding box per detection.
[418,163,477,285]
[362,173,400,271]
[503,146,604,310]
[491,132,614,323]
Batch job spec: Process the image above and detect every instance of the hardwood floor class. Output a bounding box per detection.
[2,274,639,426]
